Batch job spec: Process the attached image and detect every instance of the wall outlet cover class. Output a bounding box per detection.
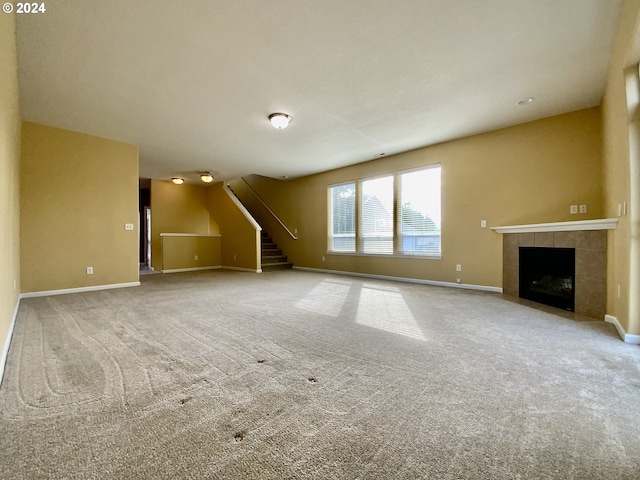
[570,205,578,214]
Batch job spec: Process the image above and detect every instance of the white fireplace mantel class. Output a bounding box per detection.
[491,218,619,234]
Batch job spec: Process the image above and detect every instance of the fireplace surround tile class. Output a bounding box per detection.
[552,231,576,248]
[575,248,606,281]
[576,230,607,250]
[518,233,535,247]
[502,230,606,320]
[534,232,554,247]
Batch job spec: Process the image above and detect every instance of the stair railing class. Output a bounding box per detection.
[239,178,298,240]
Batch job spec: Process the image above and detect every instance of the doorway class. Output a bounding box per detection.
[139,179,152,271]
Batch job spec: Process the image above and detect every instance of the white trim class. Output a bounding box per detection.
[605,315,640,344]
[292,266,502,293]
[492,218,618,234]
[222,266,263,273]
[223,183,262,231]
[160,233,221,237]
[0,297,21,386]
[161,266,221,273]
[20,282,141,298]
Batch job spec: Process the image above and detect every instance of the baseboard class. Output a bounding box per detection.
[161,266,221,274]
[292,266,503,293]
[222,266,263,273]
[20,281,141,299]
[0,297,21,386]
[605,315,640,344]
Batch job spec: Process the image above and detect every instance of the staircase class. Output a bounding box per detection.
[261,231,293,270]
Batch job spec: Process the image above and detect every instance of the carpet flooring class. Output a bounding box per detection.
[1,269,639,479]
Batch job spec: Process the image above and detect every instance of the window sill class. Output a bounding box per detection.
[326,251,442,260]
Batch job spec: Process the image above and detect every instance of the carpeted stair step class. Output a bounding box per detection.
[261,230,292,270]
[261,261,293,271]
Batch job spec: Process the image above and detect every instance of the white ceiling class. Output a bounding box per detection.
[16,0,622,182]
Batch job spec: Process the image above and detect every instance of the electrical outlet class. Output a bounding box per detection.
[456,264,462,272]
[233,254,237,260]
[194,255,198,260]
[86,267,93,275]
[456,278,461,284]
[570,205,578,214]
[322,256,326,262]
[125,223,134,231]
[579,205,587,214]
[480,220,487,228]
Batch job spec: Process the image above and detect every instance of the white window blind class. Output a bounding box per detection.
[329,182,356,252]
[360,175,394,254]
[398,166,441,255]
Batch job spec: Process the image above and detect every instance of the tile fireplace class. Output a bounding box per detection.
[494,219,617,319]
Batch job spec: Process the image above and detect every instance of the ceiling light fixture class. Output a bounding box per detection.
[171,177,184,185]
[517,97,534,106]
[269,113,292,129]
[200,172,214,183]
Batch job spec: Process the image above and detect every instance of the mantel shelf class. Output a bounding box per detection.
[491,218,618,234]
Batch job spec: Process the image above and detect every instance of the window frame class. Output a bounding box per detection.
[327,164,442,259]
[327,181,357,253]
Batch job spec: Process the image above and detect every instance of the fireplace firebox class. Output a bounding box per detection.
[519,247,575,311]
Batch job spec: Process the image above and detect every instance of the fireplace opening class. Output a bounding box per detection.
[519,247,575,311]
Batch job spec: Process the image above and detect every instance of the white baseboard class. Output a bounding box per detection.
[0,297,21,386]
[161,266,221,274]
[222,266,263,273]
[605,315,640,344]
[20,281,141,299]
[292,266,503,293]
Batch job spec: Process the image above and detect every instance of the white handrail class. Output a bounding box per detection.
[239,178,298,240]
[222,183,262,232]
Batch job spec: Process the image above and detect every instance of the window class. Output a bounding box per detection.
[328,182,356,252]
[398,166,441,255]
[360,175,394,254]
[328,165,441,257]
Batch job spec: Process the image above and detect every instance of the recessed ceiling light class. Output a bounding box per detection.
[269,113,292,129]
[171,177,184,185]
[517,97,534,106]
[200,172,214,183]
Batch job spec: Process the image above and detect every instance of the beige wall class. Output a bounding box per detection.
[238,108,603,288]
[161,235,221,271]
[0,12,21,357]
[150,180,260,272]
[20,123,139,292]
[207,183,261,271]
[150,180,215,270]
[602,0,640,336]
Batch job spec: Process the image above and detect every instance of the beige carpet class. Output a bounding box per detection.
[1,270,639,479]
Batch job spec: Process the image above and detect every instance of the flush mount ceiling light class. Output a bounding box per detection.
[268,113,292,129]
[171,177,184,185]
[517,97,534,106]
[200,172,214,183]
